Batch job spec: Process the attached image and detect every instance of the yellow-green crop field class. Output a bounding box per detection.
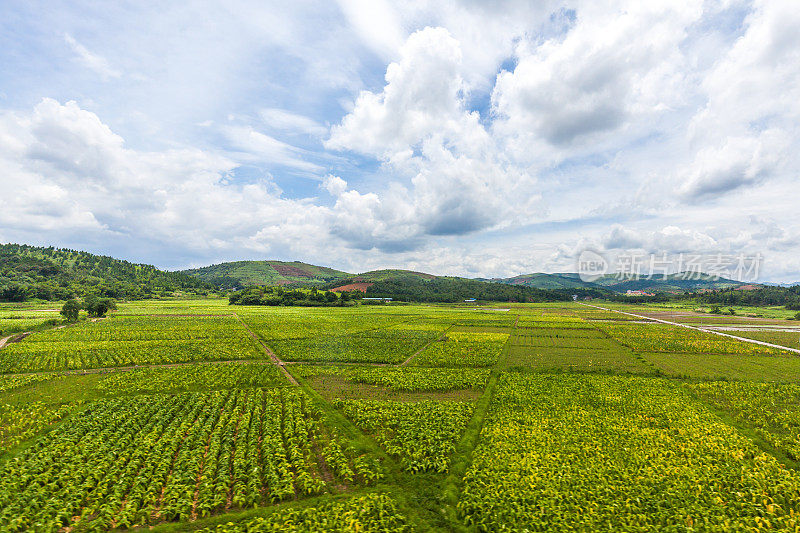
[1,298,800,531]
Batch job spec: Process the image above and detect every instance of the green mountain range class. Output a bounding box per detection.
[0,244,764,303]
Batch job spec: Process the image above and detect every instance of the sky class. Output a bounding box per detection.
[0,0,799,281]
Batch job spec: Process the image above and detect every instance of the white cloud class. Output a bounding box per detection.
[222,125,324,174]
[322,174,348,196]
[492,2,702,148]
[259,108,327,137]
[2,2,800,281]
[326,27,541,247]
[64,34,121,80]
[0,99,330,259]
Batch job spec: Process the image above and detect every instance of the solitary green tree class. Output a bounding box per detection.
[84,296,117,318]
[60,299,81,321]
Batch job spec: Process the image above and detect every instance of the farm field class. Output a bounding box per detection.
[1,298,800,531]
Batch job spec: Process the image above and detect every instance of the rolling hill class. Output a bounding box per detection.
[0,243,209,301]
[182,260,353,288]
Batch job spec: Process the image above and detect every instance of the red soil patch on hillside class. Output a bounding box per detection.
[272,264,314,278]
[331,282,373,293]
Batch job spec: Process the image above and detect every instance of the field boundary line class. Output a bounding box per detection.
[399,325,453,367]
[441,317,516,529]
[0,335,11,349]
[578,303,800,355]
[233,313,299,385]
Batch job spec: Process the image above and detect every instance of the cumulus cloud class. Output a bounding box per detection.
[2,1,800,280]
[322,174,348,196]
[602,225,719,254]
[326,27,541,247]
[0,99,329,259]
[677,0,800,200]
[492,2,701,147]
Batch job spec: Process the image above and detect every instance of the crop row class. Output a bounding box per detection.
[198,492,409,532]
[459,373,800,530]
[333,399,473,473]
[0,337,264,373]
[691,381,800,460]
[0,402,75,454]
[595,322,790,356]
[95,363,287,395]
[21,316,252,343]
[293,366,491,392]
[410,332,508,367]
[0,388,379,531]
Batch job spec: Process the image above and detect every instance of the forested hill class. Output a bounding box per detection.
[0,244,210,301]
[358,273,609,303]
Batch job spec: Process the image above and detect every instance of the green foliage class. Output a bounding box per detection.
[334,399,473,473]
[410,331,509,367]
[197,493,409,532]
[0,243,211,302]
[459,373,800,530]
[364,274,582,303]
[60,298,81,321]
[229,286,351,307]
[183,260,352,289]
[95,363,287,395]
[700,284,800,307]
[0,389,377,530]
[0,401,76,454]
[691,381,800,461]
[0,373,62,394]
[272,328,439,364]
[0,316,264,372]
[293,366,491,392]
[595,322,790,356]
[83,295,117,317]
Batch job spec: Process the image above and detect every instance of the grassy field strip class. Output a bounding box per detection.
[440,318,514,530]
[580,302,800,355]
[232,314,298,386]
[399,326,453,367]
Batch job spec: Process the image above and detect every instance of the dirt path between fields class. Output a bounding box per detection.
[233,313,299,386]
[578,303,800,355]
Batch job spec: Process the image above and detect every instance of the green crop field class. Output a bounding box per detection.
[2,298,800,531]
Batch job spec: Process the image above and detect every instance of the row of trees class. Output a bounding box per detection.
[698,285,800,309]
[60,296,117,321]
[228,286,359,306]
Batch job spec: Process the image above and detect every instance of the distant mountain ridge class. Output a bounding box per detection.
[480,271,750,293]
[1,243,777,303]
[183,259,754,294]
